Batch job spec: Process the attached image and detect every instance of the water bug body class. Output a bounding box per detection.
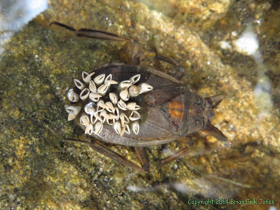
[51,22,227,172]
[65,64,227,171]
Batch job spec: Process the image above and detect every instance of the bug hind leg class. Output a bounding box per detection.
[50,22,76,32]
[50,21,140,65]
[64,138,145,172]
[154,48,185,80]
[50,21,131,41]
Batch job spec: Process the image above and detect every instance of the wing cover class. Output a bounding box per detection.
[85,64,190,146]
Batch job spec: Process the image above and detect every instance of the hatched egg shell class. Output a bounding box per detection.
[89,80,97,92]
[129,74,141,84]
[117,100,127,111]
[138,83,153,94]
[94,74,106,86]
[120,88,130,101]
[82,71,95,84]
[126,102,140,110]
[84,102,96,115]
[80,114,90,127]
[67,89,79,102]
[120,113,130,127]
[114,121,121,135]
[119,80,132,89]
[129,110,141,121]
[74,79,85,90]
[131,121,140,135]
[85,124,94,135]
[95,122,103,134]
[80,88,90,100]
[89,93,102,102]
[97,84,109,96]
[109,92,118,105]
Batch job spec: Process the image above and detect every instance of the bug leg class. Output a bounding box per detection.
[206,95,225,109]
[134,147,149,172]
[50,22,76,32]
[154,48,185,80]
[50,22,140,64]
[50,21,131,41]
[64,139,144,172]
[201,124,228,141]
[160,147,190,165]
[120,40,141,65]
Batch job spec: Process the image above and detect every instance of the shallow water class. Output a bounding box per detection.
[1,0,280,209]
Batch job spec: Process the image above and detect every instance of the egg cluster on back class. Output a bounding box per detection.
[65,71,153,136]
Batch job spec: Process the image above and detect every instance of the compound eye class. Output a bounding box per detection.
[191,116,204,131]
